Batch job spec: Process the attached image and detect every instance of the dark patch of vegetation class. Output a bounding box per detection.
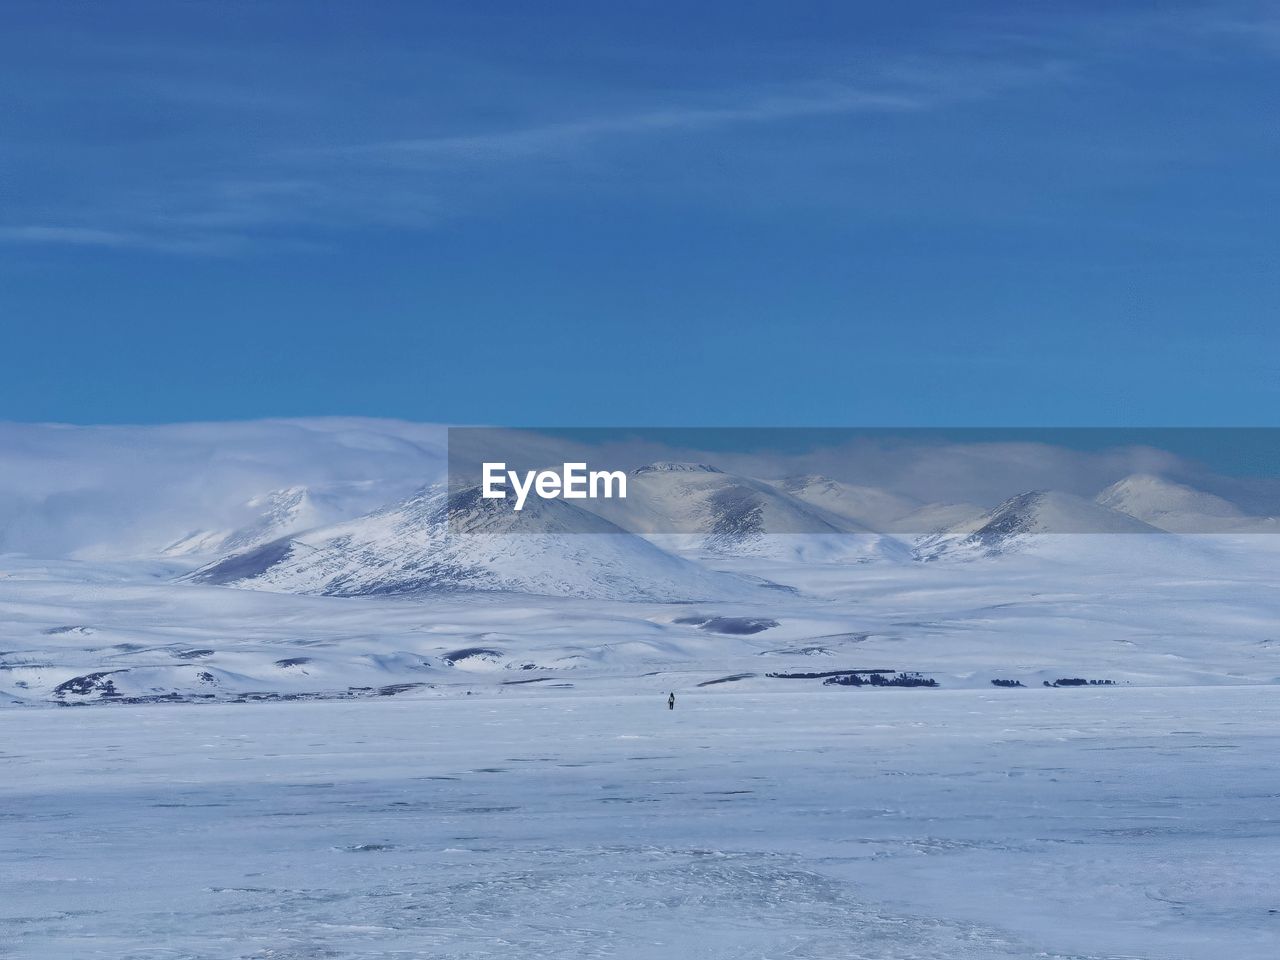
[1044,677,1117,687]
[705,487,765,544]
[376,682,431,696]
[991,678,1026,688]
[767,668,897,680]
[762,645,835,657]
[441,647,503,664]
[758,581,801,593]
[702,617,778,634]
[40,681,455,708]
[274,657,312,668]
[697,673,756,687]
[824,671,938,688]
[674,616,779,635]
[188,538,294,584]
[53,671,122,698]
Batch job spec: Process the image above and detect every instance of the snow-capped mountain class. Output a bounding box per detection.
[0,419,447,560]
[915,490,1162,561]
[892,501,988,535]
[7,420,1280,710]
[187,484,765,602]
[779,474,922,529]
[162,484,359,558]
[780,474,983,534]
[583,462,910,562]
[1095,473,1250,532]
[587,462,854,535]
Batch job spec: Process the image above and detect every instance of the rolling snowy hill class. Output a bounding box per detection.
[0,419,447,560]
[781,474,983,535]
[583,462,911,562]
[187,484,766,602]
[2,421,1279,707]
[1095,473,1270,532]
[915,490,1163,561]
[779,474,921,528]
[161,483,379,559]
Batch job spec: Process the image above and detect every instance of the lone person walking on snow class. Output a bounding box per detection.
[668,692,675,711]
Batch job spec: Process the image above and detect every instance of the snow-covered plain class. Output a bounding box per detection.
[3,539,1279,958]
[4,421,1280,956]
[4,530,1280,705]
[3,688,1279,959]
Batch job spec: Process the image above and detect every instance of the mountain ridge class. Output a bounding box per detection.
[186,484,768,602]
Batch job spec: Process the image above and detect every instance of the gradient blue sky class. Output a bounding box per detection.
[1,1,1277,426]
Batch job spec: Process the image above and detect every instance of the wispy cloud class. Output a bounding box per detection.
[0,5,1226,257]
[335,86,928,163]
[0,224,250,256]
[1201,12,1280,52]
[0,225,144,248]
[0,78,971,255]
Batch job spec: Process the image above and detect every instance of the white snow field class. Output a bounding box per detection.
[4,531,1280,704]
[3,688,1279,959]
[3,421,1280,955]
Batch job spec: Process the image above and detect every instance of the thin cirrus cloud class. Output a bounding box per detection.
[333,86,929,163]
[0,224,259,255]
[0,51,1056,258]
[1,4,1276,257]
[306,55,1071,169]
[0,226,143,249]
[0,85,935,255]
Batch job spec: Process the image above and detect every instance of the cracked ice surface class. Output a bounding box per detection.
[3,688,1278,958]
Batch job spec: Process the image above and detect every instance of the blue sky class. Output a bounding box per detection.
[1,1,1277,426]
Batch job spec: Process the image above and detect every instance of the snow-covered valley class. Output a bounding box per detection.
[4,688,1280,958]
[3,421,1280,956]
[3,421,1278,706]
[3,526,1279,707]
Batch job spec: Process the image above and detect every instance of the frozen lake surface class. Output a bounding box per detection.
[4,687,1280,958]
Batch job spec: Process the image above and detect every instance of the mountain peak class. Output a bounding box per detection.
[187,485,763,602]
[631,462,724,475]
[1096,473,1244,528]
[915,489,1160,561]
[779,474,834,492]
